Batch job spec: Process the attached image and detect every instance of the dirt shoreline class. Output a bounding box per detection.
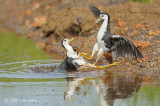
[0,0,159,81]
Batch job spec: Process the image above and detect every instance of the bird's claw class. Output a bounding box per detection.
[93,61,97,65]
[75,48,93,61]
[79,60,123,71]
[95,60,123,69]
[81,45,92,54]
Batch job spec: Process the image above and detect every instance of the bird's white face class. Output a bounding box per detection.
[100,14,108,20]
[62,39,69,47]
[95,13,109,23]
[62,38,75,49]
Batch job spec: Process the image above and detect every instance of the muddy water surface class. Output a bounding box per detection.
[0,32,160,106]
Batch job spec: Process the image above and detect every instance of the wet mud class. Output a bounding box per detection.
[0,0,159,81]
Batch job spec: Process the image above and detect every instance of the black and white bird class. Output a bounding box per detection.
[58,38,118,71]
[58,38,97,71]
[84,5,143,65]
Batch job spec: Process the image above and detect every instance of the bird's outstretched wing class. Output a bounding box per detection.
[89,5,102,18]
[110,35,143,58]
[89,5,103,24]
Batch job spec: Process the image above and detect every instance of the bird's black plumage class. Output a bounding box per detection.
[58,39,87,71]
[73,46,79,55]
[90,5,143,59]
[59,57,80,71]
[89,5,102,18]
[90,5,104,24]
[110,35,143,58]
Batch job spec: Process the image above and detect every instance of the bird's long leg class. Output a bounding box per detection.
[80,59,124,70]
[76,43,99,61]
[93,49,124,68]
[77,46,91,59]
[81,46,92,54]
[75,48,93,60]
[95,60,123,69]
[78,52,88,59]
[93,48,104,65]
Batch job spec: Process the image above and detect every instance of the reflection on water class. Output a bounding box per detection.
[64,71,143,106]
[0,32,160,106]
[64,77,86,102]
[94,72,141,106]
[63,73,160,106]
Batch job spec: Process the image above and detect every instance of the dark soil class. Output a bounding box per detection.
[0,0,159,81]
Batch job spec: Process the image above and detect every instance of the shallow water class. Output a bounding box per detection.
[0,32,160,106]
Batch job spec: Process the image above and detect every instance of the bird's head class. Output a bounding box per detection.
[61,38,75,48]
[95,12,110,23]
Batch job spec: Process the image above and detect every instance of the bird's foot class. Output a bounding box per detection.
[81,45,92,54]
[80,52,92,61]
[93,61,97,66]
[79,60,123,71]
[75,48,93,61]
[95,61,123,69]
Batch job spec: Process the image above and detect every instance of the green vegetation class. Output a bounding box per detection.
[130,0,153,3]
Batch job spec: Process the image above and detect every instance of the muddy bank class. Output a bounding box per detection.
[0,0,159,81]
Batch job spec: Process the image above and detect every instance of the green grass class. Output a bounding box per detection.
[130,0,153,3]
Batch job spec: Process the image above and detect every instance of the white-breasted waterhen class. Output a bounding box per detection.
[59,38,121,71]
[78,5,143,66]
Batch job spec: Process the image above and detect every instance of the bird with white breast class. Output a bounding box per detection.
[79,5,143,66]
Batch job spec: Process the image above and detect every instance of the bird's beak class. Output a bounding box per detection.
[95,17,102,23]
[68,38,75,42]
